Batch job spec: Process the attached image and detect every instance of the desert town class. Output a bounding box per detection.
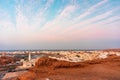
[0,49,120,80]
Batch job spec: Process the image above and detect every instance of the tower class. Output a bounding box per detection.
[28,52,31,61]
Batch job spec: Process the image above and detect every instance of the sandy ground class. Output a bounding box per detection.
[2,71,26,80]
[17,55,120,80]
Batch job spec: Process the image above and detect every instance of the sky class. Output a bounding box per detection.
[0,0,120,50]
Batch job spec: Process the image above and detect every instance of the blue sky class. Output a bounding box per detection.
[0,0,120,50]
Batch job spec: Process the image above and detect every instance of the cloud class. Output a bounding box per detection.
[44,0,54,10]
[74,0,108,21]
[59,5,76,17]
[13,0,55,37]
[41,0,110,35]
[1,0,55,45]
[0,7,15,34]
[66,15,120,41]
[61,7,119,33]
[16,6,29,32]
[41,4,77,33]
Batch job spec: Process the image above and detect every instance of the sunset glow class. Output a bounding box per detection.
[0,0,120,50]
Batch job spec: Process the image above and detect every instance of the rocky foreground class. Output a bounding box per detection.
[15,54,120,80]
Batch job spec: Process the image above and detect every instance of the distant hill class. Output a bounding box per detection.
[103,48,120,52]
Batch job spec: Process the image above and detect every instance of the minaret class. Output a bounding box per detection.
[28,52,31,61]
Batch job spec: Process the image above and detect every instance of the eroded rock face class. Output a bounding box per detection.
[17,55,120,80]
[35,57,87,69]
[35,57,57,67]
